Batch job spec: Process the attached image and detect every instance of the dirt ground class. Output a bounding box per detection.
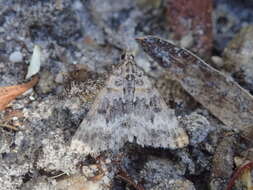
[0,0,253,190]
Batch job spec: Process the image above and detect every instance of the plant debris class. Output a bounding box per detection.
[0,76,38,111]
[226,161,253,190]
[136,36,253,138]
[26,45,41,79]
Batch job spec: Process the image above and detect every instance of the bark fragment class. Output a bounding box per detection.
[136,36,253,136]
[210,135,235,190]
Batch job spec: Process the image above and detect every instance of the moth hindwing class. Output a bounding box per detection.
[71,52,189,155]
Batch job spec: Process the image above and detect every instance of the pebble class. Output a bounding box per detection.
[211,56,224,68]
[167,179,195,190]
[55,72,64,84]
[9,51,23,63]
[151,179,196,190]
[180,112,213,146]
[223,25,253,93]
[37,71,56,94]
[180,33,194,49]
[140,156,187,189]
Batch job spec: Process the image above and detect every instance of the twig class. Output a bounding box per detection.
[226,161,253,190]
[117,170,145,190]
[50,172,67,179]
[0,123,18,131]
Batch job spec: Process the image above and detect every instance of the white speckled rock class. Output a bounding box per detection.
[9,51,23,63]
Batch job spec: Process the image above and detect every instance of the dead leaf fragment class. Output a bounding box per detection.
[137,36,253,137]
[0,76,39,111]
[26,45,41,79]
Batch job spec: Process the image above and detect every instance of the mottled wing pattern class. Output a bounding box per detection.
[71,53,188,155]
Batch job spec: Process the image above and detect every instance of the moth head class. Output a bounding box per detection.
[121,51,135,61]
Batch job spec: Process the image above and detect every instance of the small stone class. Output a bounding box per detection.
[72,0,83,10]
[180,112,213,145]
[223,25,253,71]
[82,165,98,178]
[140,156,186,189]
[55,72,64,84]
[223,25,253,92]
[150,179,195,190]
[234,156,244,167]
[37,71,56,94]
[9,51,23,63]
[166,179,195,190]
[29,95,35,101]
[180,33,194,49]
[105,158,111,164]
[211,56,224,68]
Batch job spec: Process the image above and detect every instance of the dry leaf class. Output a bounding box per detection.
[137,36,253,137]
[26,45,41,79]
[0,76,39,111]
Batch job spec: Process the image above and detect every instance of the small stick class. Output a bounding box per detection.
[117,169,145,190]
[226,161,253,190]
[50,172,67,179]
[0,123,18,131]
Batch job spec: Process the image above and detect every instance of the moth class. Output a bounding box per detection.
[71,52,189,155]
